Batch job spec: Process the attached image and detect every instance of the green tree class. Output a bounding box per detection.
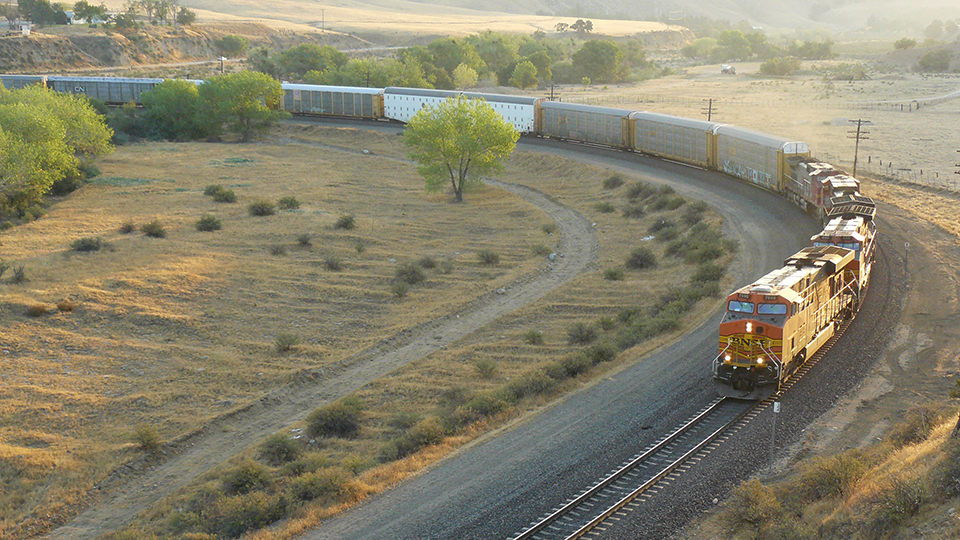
[526,50,552,82]
[714,30,752,61]
[247,46,281,79]
[759,56,802,76]
[452,62,479,89]
[0,86,112,212]
[140,79,205,140]
[572,40,624,83]
[175,6,195,25]
[216,35,249,57]
[894,38,917,50]
[402,96,519,203]
[509,60,538,89]
[306,57,429,88]
[279,44,347,79]
[199,71,287,142]
[925,20,944,40]
[73,0,107,23]
[426,37,484,75]
[467,31,520,76]
[917,49,953,72]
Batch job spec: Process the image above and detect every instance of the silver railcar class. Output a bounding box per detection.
[715,125,809,193]
[539,101,633,149]
[631,112,722,169]
[1,74,48,89]
[282,84,384,119]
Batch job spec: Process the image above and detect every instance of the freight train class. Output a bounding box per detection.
[1,73,877,400]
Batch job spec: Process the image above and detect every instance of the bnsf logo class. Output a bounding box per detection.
[727,336,768,347]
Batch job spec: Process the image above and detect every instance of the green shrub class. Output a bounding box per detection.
[205,491,287,538]
[683,202,707,225]
[567,322,597,345]
[26,304,48,317]
[196,214,222,232]
[499,372,557,403]
[872,477,925,530]
[212,188,237,203]
[248,199,276,216]
[477,249,500,266]
[693,262,725,283]
[625,181,657,200]
[586,341,618,364]
[388,411,423,431]
[522,328,544,345]
[23,205,46,221]
[297,233,312,247]
[396,262,425,285]
[119,221,136,234]
[324,255,342,271]
[531,244,550,256]
[604,267,624,281]
[334,214,355,230]
[418,256,437,269]
[621,203,645,218]
[133,423,162,452]
[222,459,272,495]
[473,358,497,379]
[306,396,363,439]
[141,220,166,238]
[438,259,454,274]
[354,240,365,253]
[275,333,299,353]
[383,417,446,461]
[544,362,569,380]
[595,201,616,213]
[278,196,300,210]
[391,281,409,298]
[280,453,329,477]
[258,434,301,466]
[289,467,353,502]
[0,220,14,231]
[597,316,616,331]
[559,353,591,376]
[540,223,558,234]
[270,245,287,256]
[72,236,104,252]
[204,184,224,196]
[602,174,625,189]
[626,247,657,270]
[460,393,506,419]
[655,226,680,242]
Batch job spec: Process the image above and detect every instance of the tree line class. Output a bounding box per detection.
[240,31,660,90]
[14,0,195,27]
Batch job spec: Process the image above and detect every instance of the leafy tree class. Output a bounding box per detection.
[216,35,249,57]
[925,20,944,40]
[555,22,568,33]
[509,60,538,89]
[714,30,752,61]
[199,71,287,142]
[175,6,195,25]
[0,86,112,212]
[682,37,717,58]
[916,49,953,72]
[140,79,205,140]
[467,31,520,77]
[402,96,519,203]
[894,38,917,50]
[305,57,429,88]
[247,46,281,79]
[452,63,479,89]
[279,44,347,79]
[526,50,552,82]
[73,0,107,23]
[426,38,484,75]
[572,40,624,83]
[18,0,69,25]
[789,40,833,60]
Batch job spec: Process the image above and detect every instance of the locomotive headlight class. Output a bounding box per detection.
[724,354,731,362]
[757,357,765,365]
[746,322,753,333]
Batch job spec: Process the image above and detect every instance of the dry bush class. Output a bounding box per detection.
[72,236,104,252]
[26,304,48,317]
[133,423,162,452]
[334,214,355,230]
[274,333,299,353]
[56,300,76,312]
[119,220,136,233]
[626,247,657,269]
[269,245,287,256]
[258,434,302,466]
[324,255,342,271]
[395,262,425,285]
[297,233,312,247]
[869,477,925,533]
[289,466,355,502]
[248,199,276,216]
[603,267,624,281]
[798,450,867,501]
[522,328,544,345]
[277,196,300,210]
[477,249,500,266]
[221,459,272,495]
[196,215,222,232]
[540,223,557,234]
[306,396,363,439]
[204,491,286,538]
[473,358,497,379]
[717,478,783,537]
[379,417,446,463]
[602,174,624,189]
[391,281,409,298]
[888,404,947,447]
[141,220,166,238]
[567,322,597,345]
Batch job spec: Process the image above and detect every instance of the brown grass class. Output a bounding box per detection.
[0,123,727,537]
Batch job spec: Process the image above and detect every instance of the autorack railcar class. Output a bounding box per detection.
[384,87,542,134]
[630,111,721,169]
[1,74,48,89]
[539,101,634,149]
[282,84,384,119]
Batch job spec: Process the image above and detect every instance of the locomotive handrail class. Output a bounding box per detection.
[712,344,731,376]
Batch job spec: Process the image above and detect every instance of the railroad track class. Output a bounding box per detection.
[510,317,855,540]
[509,397,754,540]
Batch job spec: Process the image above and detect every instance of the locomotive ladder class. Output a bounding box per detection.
[509,398,754,540]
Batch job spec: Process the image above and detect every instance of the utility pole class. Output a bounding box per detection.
[954,149,959,191]
[848,119,870,178]
[701,98,716,121]
[545,84,560,101]
[321,8,324,32]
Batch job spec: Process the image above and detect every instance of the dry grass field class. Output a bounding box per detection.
[1,123,726,538]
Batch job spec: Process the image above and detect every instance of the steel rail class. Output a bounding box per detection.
[511,397,747,540]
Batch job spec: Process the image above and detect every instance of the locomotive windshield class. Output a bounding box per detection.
[727,300,754,313]
[758,303,787,315]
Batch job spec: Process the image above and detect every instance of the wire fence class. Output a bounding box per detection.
[813,151,960,192]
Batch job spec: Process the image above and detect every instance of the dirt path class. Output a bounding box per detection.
[44,153,599,539]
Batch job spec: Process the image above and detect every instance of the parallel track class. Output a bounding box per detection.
[510,397,753,540]
[509,314,856,540]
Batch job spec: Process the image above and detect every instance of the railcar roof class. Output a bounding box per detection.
[283,84,383,95]
[629,111,723,131]
[737,245,854,298]
[716,124,809,153]
[47,76,166,83]
[814,216,868,243]
[384,87,540,105]
[540,100,634,117]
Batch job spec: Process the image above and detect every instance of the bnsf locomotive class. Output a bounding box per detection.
[1,73,877,400]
